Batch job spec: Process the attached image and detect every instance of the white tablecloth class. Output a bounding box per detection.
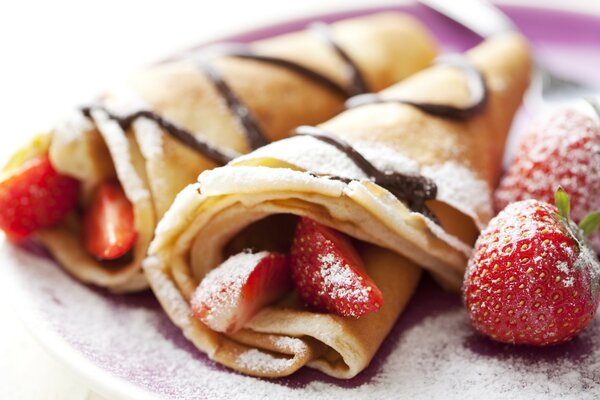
[0,1,598,399]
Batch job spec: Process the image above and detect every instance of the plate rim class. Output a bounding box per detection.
[0,243,160,400]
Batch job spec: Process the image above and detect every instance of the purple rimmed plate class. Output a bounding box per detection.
[2,4,600,400]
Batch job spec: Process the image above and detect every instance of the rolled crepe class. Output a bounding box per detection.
[34,13,438,292]
[144,33,531,378]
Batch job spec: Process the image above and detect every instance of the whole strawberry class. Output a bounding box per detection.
[464,188,600,345]
[495,106,600,254]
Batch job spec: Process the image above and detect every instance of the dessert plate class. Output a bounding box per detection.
[2,4,600,400]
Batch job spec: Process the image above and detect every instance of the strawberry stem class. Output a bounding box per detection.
[554,186,571,220]
[579,212,600,237]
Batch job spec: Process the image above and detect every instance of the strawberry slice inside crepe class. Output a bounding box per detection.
[191,251,292,333]
[190,217,383,334]
[291,217,383,317]
[84,180,138,260]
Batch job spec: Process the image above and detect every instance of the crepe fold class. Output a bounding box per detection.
[144,33,531,378]
[35,13,438,292]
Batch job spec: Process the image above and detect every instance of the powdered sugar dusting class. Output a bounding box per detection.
[198,166,346,197]
[377,308,600,400]
[319,253,370,303]
[52,110,94,143]
[352,141,420,175]
[191,251,267,332]
[133,118,164,159]
[236,334,307,374]
[422,161,492,228]
[233,135,368,180]
[4,242,600,400]
[575,243,600,283]
[563,277,575,287]
[275,336,305,353]
[557,261,569,274]
[555,259,578,288]
[91,109,150,203]
[234,136,422,181]
[237,349,295,373]
[229,133,493,239]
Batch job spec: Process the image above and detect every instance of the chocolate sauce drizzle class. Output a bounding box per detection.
[81,107,236,166]
[294,125,439,222]
[309,22,369,96]
[78,21,371,167]
[79,21,373,163]
[205,44,349,98]
[345,55,487,120]
[196,60,270,150]
[79,30,485,213]
[184,22,370,150]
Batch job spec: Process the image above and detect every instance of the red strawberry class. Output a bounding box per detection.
[83,181,137,260]
[464,189,600,345]
[0,153,80,240]
[290,217,383,317]
[495,107,600,253]
[191,251,291,333]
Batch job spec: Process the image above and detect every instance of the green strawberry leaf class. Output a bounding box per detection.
[579,212,600,237]
[554,187,571,220]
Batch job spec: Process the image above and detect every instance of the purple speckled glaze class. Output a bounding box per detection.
[3,5,600,400]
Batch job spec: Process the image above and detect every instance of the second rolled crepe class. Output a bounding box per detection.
[145,33,532,378]
[33,13,437,292]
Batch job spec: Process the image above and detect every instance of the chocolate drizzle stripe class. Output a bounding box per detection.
[294,125,439,222]
[187,20,371,152]
[81,107,236,166]
[196,61,270,150]
[145,20,372,157]
[226,52,349,98]
[310,22,370,96]
[345,55,487,120]
[294,126,380,178]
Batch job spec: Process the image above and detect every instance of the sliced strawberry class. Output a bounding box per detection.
[191,251,291,333]
[0,153,80,240]
[83,180,137,260]
[290,217,383,317]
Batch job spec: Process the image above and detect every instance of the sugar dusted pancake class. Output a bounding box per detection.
[145,33,532,377]
[15,13,438,292]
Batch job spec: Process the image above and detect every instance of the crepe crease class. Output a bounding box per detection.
[35,13,438,291]
[145,33,531,377]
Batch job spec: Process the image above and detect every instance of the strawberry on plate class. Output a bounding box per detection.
[290,217,383,318]
[495,106,600,253]
[83,180,137,260]
[191,251,291,333]
[0,152,80,240]
[464,188,600,345]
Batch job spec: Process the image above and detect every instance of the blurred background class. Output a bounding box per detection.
[0,0,598,399]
